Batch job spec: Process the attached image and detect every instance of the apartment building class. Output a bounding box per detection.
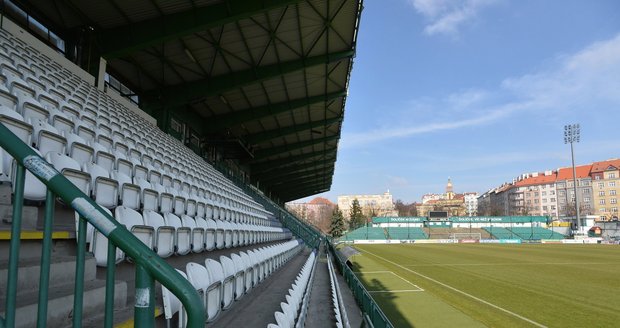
[555,165,594,219]
[591,159,620,221]
[337,191,397,220]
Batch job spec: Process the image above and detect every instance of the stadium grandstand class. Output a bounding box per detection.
[341,216,567,242]
[0,1,391,328]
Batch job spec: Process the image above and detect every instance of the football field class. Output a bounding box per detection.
[349,244,620,328]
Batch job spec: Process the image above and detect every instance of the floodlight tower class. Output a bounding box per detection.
[564,124,581,234]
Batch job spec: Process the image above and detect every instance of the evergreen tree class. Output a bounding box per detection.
[330,207,345,237]
[349,198,365,230]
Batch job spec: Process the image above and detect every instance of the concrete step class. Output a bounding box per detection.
[0,278,127,328]
[0,255,96,295]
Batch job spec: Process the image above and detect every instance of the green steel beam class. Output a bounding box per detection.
[257,166,334,183]
[99,0,303,59]
[252,134,340,160]
[271,181,331,197]
[207,92,345,133]
[265,173,332,188]
[281,188,329,202]
[250,146,336,164]
[143,50,354,110]
[256,157,336,179]
[250,151,336,175]
[244,116,342,145]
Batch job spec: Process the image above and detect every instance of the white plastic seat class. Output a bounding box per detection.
[274,311,289,328]
[48,108,74,134]
[230,253,245,300]
[281,302,295,327]
[239,251,254,292]
[0,105,32,144]
[82,162,118,208]
[204,259,224,322]
[185,262,210,320]
[143,210,175,258]
[66,132,94,164]
[45,152,89,195]
[31,118,66,156]
[219,256,236,309]
[110,170,140,210]
[114,206,154,255]
[181,215,204,253]
[134,177,158,211]
[91,142,115,171]
[215,220,225,250]
[205,219,217,251]
[161,269,187,328]
[85,207,125,267]
[152,182,173,213]
[163,212,191,256]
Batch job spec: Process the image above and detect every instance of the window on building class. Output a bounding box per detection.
[610,181,616,187]
[611,190,617,196]
[542,206,548,211]
[612,207,618,213]
[527,200,531,204]
[550,191,555,195]
[543,199,547,203]
[535,199,539,204]
[560,205,566,211]
[559,191,565,196]
[584,204,591,209]
[600,199,606,205]
[598,182,605,188]
[609,173,617,179]
[595,175,601,180]
[583,197,590,202]
[551,205,556,210]
[599,191,606,196]
[542,191,546,196]
[611,198,617,204]
[583,189,590,194]
[550,198,556,202]
[582,181,589,186]
[600,208,606,212]
[557,182,565,188]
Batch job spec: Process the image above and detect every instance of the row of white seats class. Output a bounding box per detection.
[162,240,304,326]
[0,107,268,221]
[0,28,274,220]
[327,253,348,328]
[84,206,290,266]
[268,251,317,328]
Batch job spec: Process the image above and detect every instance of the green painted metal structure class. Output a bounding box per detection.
[0,123,205,327]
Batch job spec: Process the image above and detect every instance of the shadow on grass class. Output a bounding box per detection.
[351,259,414,328]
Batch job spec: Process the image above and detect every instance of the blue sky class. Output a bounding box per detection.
[298,0,620,204]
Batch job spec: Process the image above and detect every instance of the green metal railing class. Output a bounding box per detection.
[327,241,394,328]
[0,122,205,327]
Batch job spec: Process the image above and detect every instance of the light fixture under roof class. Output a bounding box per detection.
[184,48,197,63]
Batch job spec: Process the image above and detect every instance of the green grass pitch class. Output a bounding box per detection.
[348,244,620,328]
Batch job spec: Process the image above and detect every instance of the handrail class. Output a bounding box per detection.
[0,122,205,326]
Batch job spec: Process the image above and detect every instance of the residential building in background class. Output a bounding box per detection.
[416,179,478,217]
[481,158,619,221]
[286,197,336,233]
[556,165,593,219]
[591,159,620,221]
[337,191,397,220]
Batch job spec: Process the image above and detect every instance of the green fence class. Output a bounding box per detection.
[0,122,204,327]
[327,241,394,328]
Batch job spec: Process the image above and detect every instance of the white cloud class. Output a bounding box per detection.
[342,33,620,148]
[410,0,500,36]
[387,175,410,187]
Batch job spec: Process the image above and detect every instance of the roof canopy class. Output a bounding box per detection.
[17,0,363,202]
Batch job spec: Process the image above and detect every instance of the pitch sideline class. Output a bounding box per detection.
[360,248,548,328]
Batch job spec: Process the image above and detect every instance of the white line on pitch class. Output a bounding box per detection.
[353,271,393,274]
[390,271,425,291]
[361,249,548,328]
[402,262,613,267]
[369,290,425,293]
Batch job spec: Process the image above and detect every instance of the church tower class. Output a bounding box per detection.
[446,178,454,200]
